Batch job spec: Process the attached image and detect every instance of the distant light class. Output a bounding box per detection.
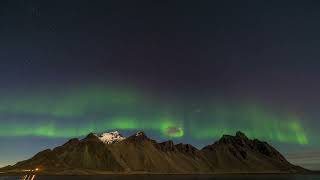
[35,168,39,171]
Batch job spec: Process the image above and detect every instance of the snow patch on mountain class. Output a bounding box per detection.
[97,131,125,144]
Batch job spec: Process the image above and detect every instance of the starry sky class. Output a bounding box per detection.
[1,0,320,170]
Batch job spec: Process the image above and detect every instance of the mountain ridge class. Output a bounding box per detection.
[0,131,309,175]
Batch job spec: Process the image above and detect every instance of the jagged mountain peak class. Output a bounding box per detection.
[235,131,248,139]
[175,143,198,154]
[125,131,151,142]
[83,133,100,142]
[135,131,146,137]
[122,131,162,146]
[202,131,292,168]
[216,131,250,145]
[157,140,176,151]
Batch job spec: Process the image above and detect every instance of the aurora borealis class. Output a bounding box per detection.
[1,0,320,170]
[0,85,311,145]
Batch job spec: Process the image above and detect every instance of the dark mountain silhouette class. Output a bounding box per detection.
[1,131,308,174]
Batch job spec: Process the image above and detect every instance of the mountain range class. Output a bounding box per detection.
[0,131,308,175]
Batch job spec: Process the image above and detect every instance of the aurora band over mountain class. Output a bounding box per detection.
[0,85,310,145]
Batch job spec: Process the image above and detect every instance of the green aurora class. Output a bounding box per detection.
[0,85,312,145]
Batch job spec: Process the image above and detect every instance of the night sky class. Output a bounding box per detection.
[1,0,320,170]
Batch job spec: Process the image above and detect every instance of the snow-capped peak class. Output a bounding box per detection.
[97,131,125,144]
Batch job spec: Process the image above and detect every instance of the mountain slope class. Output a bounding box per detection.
[1,131,307,174]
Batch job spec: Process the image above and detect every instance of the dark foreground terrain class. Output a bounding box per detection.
[1,174,320,180]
